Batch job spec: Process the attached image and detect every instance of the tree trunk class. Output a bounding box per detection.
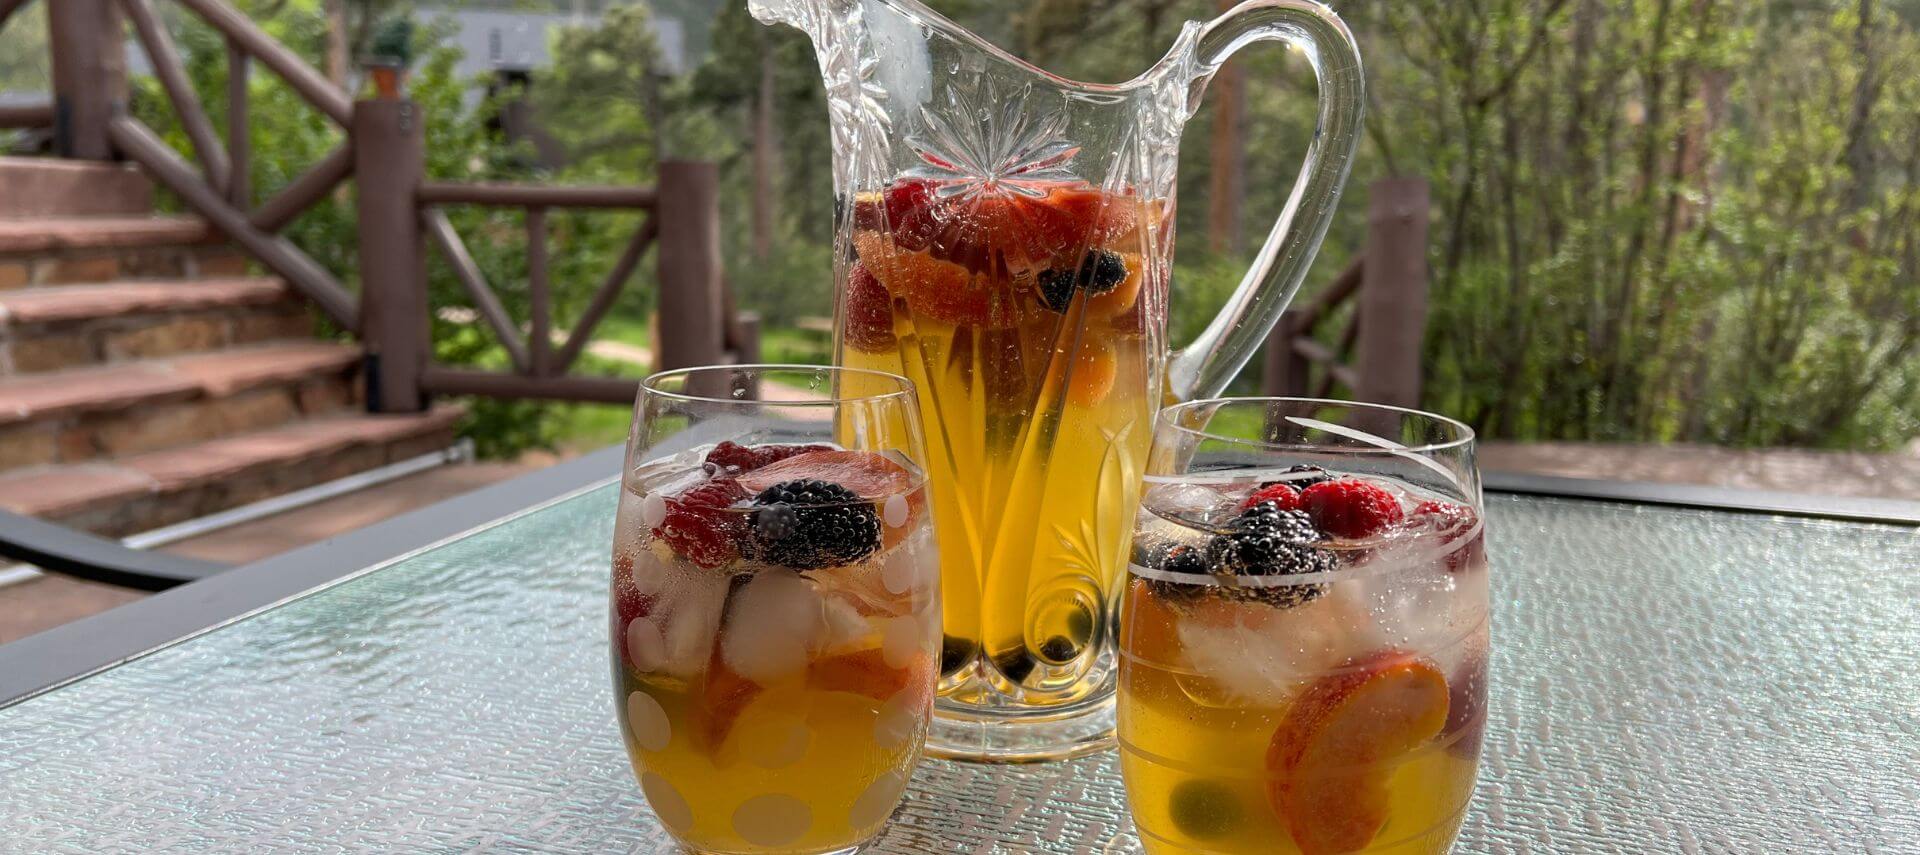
[1205,0,1246,256]
[751,39,778,260]
[325,0,349,88]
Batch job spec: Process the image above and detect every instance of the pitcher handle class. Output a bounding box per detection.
[1165,0,1365,401]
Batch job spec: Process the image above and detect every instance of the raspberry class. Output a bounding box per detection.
[1412,500,1482,573]
[612,552,656,628]
[842,262,897,353]
[653,480,747,568]
[1300,479,1404,539]
[705,441,833,477]
[747,479,881,570]
[1241,483,1303,512]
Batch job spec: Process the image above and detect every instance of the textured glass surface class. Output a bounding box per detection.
[1,490,1916,853]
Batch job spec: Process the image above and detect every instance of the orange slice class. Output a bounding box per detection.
[853,232,1025,329]
[1266,651,1450,855]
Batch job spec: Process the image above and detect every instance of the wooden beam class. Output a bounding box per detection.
[421,367,639,404]
[421,207,530,373]
[0,99,52,129]
[1354,178,1431,410]
[123,0,230,191]
[654,161,726,395]
[225,37,249,207]
[557,216,655,373]
[354,99,428,413]
[248,143,352,233]
[0,0,36,32]
[416,181,657,208]
[47,0,124,160]
[526,206,551,377]
[1294,257,1363,333]
[172,0,351,125]
[110,115,358,330]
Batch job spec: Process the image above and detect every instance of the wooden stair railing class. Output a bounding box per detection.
[0,0,737,413]
[1264,178,1431,410]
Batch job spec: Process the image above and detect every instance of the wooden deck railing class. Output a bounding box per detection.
[1264,178,1431,409]
[3,0,741,412]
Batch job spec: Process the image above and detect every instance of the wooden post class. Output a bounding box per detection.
[731,311,762,400]
[354,99,429,414]
[47,0,125,160]
[655,160,727,396]
[1263,308,1311,398]
[1354,178,1431,411]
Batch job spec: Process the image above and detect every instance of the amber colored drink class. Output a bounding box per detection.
[841,179,1168,721]
[1118,471,1489,854]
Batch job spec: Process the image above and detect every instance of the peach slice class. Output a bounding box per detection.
[1266,651,1450,855]
[808,647,929,702]
[693,645,763,754]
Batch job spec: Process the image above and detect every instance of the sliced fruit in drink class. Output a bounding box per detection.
[809,647,927,701]
[694,645,764,754]
[1266,651,1450,855]
[852,232,1025,328]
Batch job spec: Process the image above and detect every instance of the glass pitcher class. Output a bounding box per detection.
[753,0,1364,762]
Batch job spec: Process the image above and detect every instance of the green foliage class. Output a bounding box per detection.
[109,0,1920,456]
[366,14,414,66]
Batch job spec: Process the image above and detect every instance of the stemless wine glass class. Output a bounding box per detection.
[612,365,939,854]
[1117,398,1489,855]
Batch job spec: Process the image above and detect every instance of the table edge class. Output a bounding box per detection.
[0,445,627,709]
[3,454,1913,709]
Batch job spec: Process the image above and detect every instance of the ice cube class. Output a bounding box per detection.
[721,569,825,683]
[1173,592,1386,706]
[654,562,729,678]
[1343,555,1485,673]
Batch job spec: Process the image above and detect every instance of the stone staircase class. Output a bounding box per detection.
[0,157,460,536]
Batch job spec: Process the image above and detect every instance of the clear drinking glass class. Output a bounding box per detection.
[612,365,939,855]
[1117,398,1489,854]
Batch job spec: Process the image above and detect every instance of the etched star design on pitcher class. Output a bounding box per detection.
[906,79,1082,200]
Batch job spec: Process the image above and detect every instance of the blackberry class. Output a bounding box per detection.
[992,647,1038,684]
[940,635,977,677]
[1263,464,1332,491]
[747,479,881,570]
[1203,504,1335,608]
[1161,544,1210,576]
[1037,250,1129,312]
[1038,635,1078,664]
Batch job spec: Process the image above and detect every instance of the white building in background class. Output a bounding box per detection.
[420,2,687,103]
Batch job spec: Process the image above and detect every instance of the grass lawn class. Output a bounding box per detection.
[546,316,834,452]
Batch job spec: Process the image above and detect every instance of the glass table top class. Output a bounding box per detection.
[1,488,1915,853]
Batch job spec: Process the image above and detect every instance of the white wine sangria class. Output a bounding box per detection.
[1118,399,1490,855]
[613,367,938,854]
[841,178,1169,757]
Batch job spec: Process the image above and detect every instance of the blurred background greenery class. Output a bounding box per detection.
[3,0,1915,456]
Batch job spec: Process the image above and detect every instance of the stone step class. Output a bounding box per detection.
[0,216,218,255]
[0,217,246,290]
[0,342,362,470]
[0,407,463,536]
[0,158,155,219]
[0,278,309,374]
